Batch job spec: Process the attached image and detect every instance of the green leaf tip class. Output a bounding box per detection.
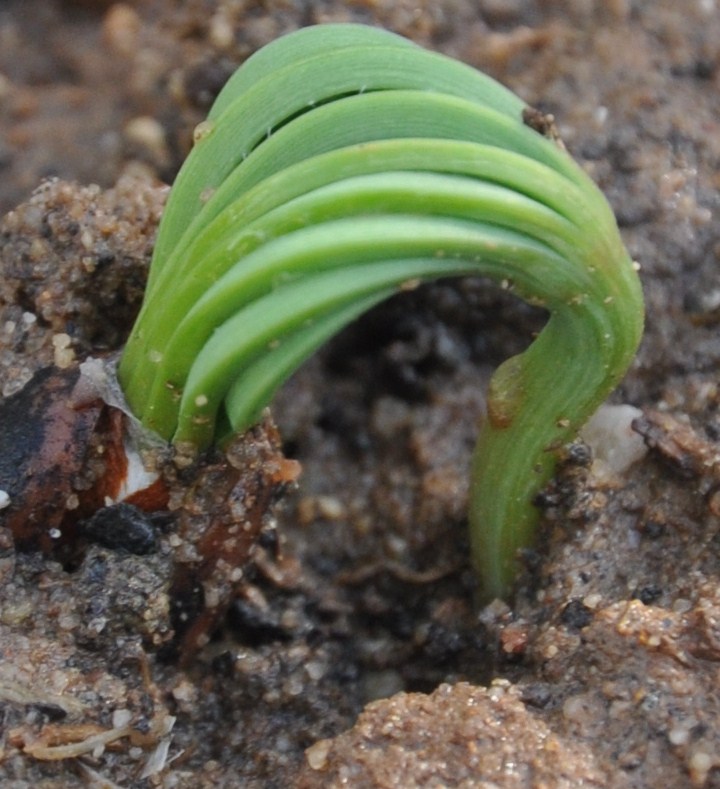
[118,23,644,601]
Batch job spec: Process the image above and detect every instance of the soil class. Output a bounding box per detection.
[1,1,720,787]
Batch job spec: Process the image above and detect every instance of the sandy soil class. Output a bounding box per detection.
[1,1,720,787]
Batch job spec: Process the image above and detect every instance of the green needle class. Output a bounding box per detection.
[118,24,644,601]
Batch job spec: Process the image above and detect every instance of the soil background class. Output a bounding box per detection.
[1,1,720,787]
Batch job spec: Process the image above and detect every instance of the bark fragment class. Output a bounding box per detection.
[164,417,301,662]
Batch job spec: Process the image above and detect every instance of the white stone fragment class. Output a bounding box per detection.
[580,404,647,480]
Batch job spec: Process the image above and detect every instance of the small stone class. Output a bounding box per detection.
[103,3,141,56]
[124,116,168,163]
[305,739,332,771]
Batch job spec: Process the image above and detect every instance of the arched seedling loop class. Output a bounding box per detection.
[118,25,644,601]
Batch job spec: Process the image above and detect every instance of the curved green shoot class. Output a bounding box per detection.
[118,24,644,601]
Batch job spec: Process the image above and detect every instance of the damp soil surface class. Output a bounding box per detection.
[1,1,720,787]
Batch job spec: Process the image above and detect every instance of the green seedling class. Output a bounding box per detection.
[118,24,644,600]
